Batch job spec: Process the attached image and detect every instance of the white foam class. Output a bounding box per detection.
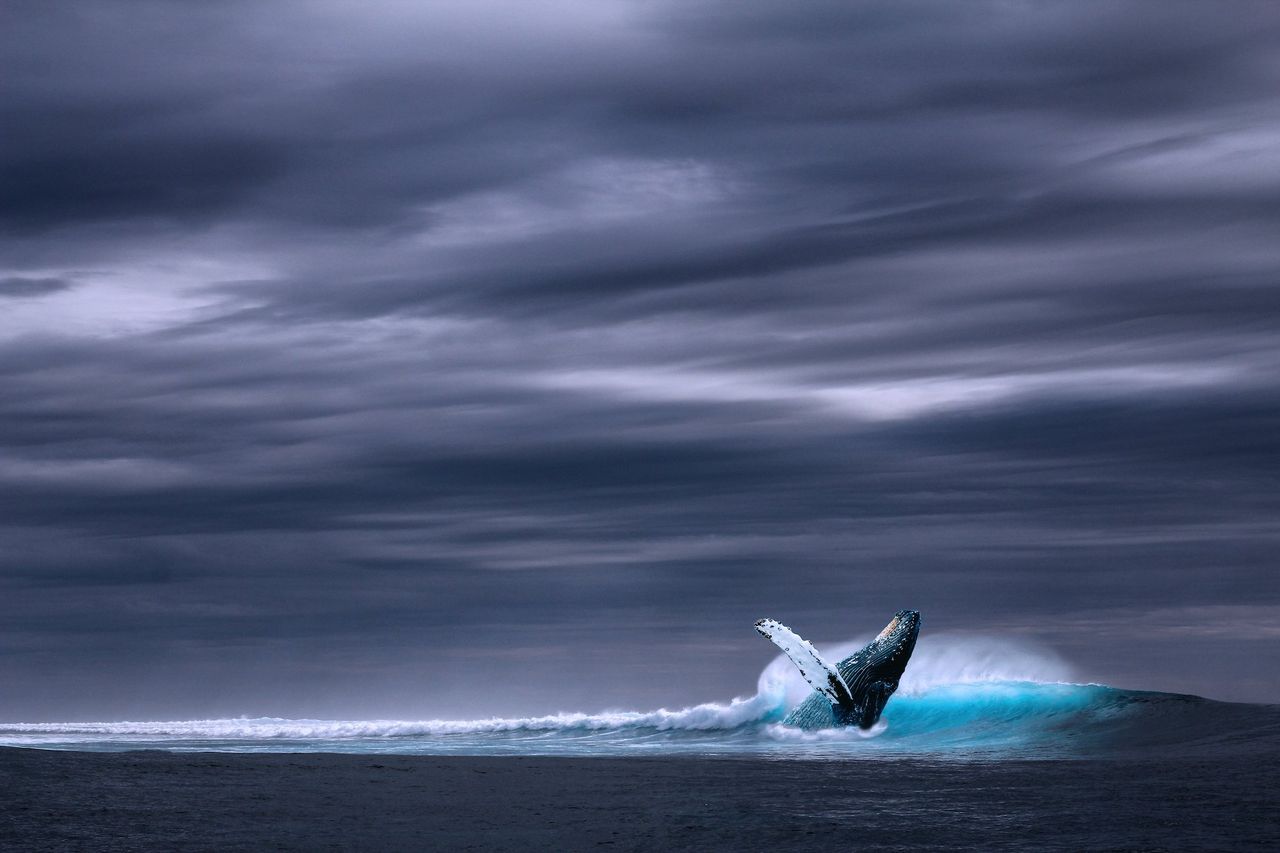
[764,720,887,743]
[1,633,1074,743]
[0,690,784,740]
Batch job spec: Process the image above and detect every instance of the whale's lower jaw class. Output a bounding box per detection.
[783,692,853,730]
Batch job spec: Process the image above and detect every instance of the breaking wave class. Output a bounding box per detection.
[3,634,1275,758]
[0,691,783,741]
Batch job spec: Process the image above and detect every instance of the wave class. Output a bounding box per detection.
[2,634,1275,757]
[0,691,785,740]
[4,683,1269,758]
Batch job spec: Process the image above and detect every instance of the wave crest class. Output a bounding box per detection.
[758,632,1074,706]
[9,635,1259,759]
[0,691,784,740]
[1,634,1074,743]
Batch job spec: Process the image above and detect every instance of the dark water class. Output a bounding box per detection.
[1,749,1277,851]
[4,676,1278,849]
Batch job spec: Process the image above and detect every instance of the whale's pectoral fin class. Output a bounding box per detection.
[755,618,855,710]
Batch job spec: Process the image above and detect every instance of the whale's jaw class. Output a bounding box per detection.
[835,609,920,727]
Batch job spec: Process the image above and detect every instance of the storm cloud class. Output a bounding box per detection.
[2,0,1278,718]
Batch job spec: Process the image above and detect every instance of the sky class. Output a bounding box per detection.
[2,0,1279,720]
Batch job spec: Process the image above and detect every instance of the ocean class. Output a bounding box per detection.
[2,636,1278,850]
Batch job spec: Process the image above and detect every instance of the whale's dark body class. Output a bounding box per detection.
[757,610,921,730]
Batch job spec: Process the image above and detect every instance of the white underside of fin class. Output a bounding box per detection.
[755,618,854,708]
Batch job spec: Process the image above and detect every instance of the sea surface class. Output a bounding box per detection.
[3,637,1278,850]
[2,635,1277,761]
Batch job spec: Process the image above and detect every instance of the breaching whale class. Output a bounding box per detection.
[756,609,920,729]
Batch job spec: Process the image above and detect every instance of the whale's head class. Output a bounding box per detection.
[863,609,921,684]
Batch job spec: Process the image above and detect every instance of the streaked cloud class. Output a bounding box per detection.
[1,0,1278,716]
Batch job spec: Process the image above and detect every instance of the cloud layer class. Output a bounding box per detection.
[2,0,1279,717]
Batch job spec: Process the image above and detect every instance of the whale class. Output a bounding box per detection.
[756,609,921,729]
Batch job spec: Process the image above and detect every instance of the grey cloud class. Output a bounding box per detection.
[0,276,75,297]
[1,0,1278,718]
